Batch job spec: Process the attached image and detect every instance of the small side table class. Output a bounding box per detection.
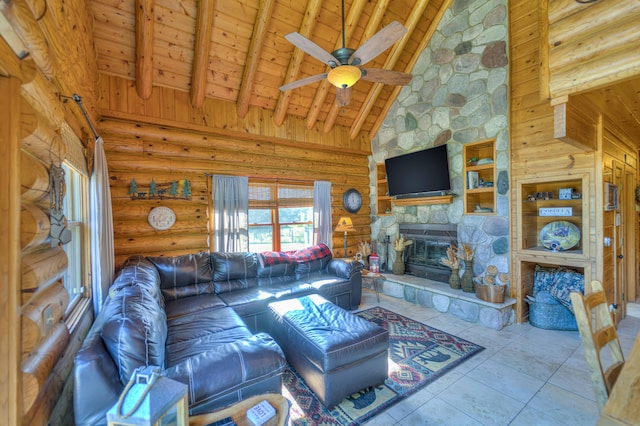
[362,273,384,303]
[189,393,290,426]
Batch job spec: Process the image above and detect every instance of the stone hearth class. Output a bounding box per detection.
[371,274,515,330]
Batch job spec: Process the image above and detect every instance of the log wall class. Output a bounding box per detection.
[100,116,372,268]
[541,0,640,99]
[1,0,99,421]
[509,0,638,322]
[510,0,601,322]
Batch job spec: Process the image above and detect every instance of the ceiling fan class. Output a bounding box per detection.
[279,0,413,107]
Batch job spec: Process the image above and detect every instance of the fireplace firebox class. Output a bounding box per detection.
[399,223,457,283]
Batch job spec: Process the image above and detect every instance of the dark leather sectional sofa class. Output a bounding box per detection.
[73,245,362,425]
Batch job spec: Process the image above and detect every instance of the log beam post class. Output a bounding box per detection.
[0,73,22,426]
[135,0,155,100]
[190,0,215,108]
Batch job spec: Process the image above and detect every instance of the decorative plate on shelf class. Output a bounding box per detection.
[539,220,580,251]
[148,206,176,230]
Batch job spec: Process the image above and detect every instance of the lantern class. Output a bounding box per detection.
[107,366,188,426]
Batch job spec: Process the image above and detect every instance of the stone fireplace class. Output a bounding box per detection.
[399,223,457,283]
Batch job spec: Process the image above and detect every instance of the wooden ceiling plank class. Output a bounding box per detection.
[305,0,371,130]
[190,0,215,108]
[135,0,154,100]
[273,0,323,126]
[350,0,431,140]
[237,0,276,118]
[368,0,453,139]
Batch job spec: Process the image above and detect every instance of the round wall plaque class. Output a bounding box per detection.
[148,206,176,230]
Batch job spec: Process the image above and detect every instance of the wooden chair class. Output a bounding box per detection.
[570,280,625,411]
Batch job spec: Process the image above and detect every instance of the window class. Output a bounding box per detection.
[248,181,313,252]
[62,162,90,312]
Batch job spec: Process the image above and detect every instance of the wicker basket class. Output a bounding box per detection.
[475,283,507,303]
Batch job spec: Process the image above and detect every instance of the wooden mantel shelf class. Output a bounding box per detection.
[392,194,454,206]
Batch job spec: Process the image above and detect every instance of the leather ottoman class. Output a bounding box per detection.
[268,294,388,408]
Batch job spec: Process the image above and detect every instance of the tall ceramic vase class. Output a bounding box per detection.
[392,250,405,275]
[461,259,475,293]
[449,268,461,289]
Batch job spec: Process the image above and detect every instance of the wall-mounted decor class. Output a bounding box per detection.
[148,206,177,230]
[129,178,192,200]
[604,182,618,211]
[49,163,72,246]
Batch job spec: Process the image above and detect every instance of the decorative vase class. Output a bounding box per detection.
[449,268,461,289]
[392,250,405,275]
[461,259,475,293]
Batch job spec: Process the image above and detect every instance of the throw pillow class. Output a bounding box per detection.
[550,268,584,313]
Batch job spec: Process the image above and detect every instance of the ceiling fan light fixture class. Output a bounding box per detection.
[327,65,361,89]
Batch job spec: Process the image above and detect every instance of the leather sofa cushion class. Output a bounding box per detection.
[264,282,315,300]
[214,277,260,294]
[166,307,252,365]
[217,288,277,318]
[148,252,213,301]
[164,333,286,410]
[101,285,167,385]
[111,256,164,307]
[164,293,227,320]
[212,252,259,281]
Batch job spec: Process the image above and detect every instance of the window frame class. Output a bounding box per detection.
[61,161,91,316]
[248,180,314,252]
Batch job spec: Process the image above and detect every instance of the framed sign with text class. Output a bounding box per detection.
[539,207,572,217]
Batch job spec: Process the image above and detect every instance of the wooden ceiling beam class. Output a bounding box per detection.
[273,0,323,126]
[135,0,154,100]
[190,0,215,108]
[304,0,370,130]
[350,0,431,140]
[368,0,453,139]
[237,0,275,118]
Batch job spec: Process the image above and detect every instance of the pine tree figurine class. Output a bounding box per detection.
[129,178,138,198]
[149,178,157,196]
[169,181,178,197]
[182,179,191,198]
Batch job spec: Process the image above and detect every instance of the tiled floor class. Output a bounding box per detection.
[357,288,640,426]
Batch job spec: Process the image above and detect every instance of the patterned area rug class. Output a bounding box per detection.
[283,306,485,425]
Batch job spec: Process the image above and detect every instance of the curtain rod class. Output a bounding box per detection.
[61,93,100,141]
[204,174,315,184]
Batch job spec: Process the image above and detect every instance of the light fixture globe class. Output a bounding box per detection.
[327,65,361,89]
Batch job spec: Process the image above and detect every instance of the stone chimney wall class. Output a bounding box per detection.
[370,0,510,277]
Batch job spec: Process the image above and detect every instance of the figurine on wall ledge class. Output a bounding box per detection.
[129,177,192,200]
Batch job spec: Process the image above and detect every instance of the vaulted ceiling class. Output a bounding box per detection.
[88,0,449,140]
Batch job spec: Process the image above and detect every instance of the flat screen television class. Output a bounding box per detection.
[385,145,451,198]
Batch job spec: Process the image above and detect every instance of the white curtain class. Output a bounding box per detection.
[90,137,115,314]
[212,175,249,252]
[313,180,332,250]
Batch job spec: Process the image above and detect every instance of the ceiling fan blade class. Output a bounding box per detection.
[360,68,412,86]
[279,73,328,91]
[284,32,339,67]
[335,87,352,107]
[348,21,407,66]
